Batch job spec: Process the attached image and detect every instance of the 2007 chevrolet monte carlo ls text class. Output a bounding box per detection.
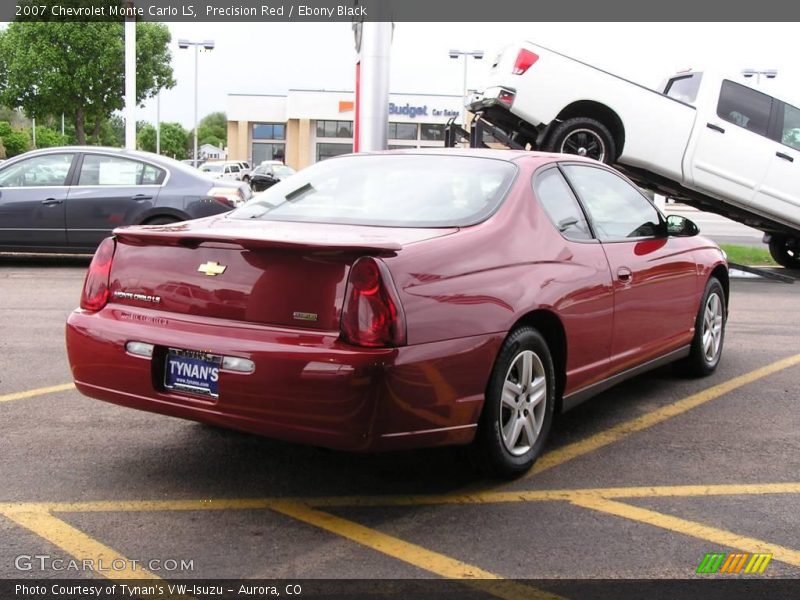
[66,150,728,478]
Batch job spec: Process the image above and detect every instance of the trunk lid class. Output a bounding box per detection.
[109,216,455,330]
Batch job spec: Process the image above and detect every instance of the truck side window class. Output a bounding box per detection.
[664,74,701,104]
[533,168,593,241]
[780,103,800,152]
[561,165,662,242]
[717,80,772,137]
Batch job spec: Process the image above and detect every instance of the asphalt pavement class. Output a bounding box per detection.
[0,255,798,595]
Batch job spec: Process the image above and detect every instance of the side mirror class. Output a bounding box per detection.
[666,214,699,237]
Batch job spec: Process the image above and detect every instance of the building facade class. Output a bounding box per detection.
[226,90,463,170]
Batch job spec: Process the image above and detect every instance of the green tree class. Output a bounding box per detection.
[34,125,69,149]
[97,114,125,147]
[137,122,157,152]
[0,105,29,128]
[0,121,31,157]
[197,111,227,149]
[138,121,189,160]
[0,11,175,145]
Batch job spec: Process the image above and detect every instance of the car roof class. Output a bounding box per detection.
[352,147,595,167]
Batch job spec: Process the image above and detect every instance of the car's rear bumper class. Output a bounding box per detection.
[66,306,501,451]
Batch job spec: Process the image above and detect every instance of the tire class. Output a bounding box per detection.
[472,327,556,479]
[678,277,726,377]
[544,117,617,164]
[768,235,800,269]
[144,216,180,226]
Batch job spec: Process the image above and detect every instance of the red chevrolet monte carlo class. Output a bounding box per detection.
[66,150,728,477]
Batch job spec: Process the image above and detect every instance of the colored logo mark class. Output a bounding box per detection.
[696,552,772,574]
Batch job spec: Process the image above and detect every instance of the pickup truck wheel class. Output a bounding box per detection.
[471,327,555,479]
[768,235,800,269]
[546,117,616,164]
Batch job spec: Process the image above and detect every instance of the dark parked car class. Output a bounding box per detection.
[0,147,251,253]
[249,162,296,192]
[66,150,727,477]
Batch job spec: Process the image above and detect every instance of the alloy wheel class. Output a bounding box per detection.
[500,350,548,456]
[560,129,606,161]
[702,292,724,363]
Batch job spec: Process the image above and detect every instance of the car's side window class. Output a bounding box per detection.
[561,165,663,241]
[78,155,165,186]
[717,80,773,137]
[780,102,800,152]
[141,164,166,185]
[0,154,74,188]
[533,168,593,241]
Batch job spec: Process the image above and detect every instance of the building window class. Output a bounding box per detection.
[252,143,286,165]
[316,120,353,138]
[253,123,286,140]
[317,143,352,161]
[388,123,418,140]
[420,124,445,141]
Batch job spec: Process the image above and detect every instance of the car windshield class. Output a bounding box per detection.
[201,164,223,173]
[273,165,295,177]
[231,154,516,227]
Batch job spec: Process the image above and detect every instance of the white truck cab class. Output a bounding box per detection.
[470,42,800,268]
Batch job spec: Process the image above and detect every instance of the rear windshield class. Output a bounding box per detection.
[201,164,223,172]
[231,154,516,227]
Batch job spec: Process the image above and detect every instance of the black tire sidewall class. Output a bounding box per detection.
[768,236,800,269]
[547,117,617,164]
[475,327,556,478]
[689,278,726,375]
[145,217,180,225]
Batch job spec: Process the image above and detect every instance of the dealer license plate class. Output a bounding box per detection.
[164,348,222,398]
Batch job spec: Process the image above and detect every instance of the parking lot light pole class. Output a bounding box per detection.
[178,39,215,167]
[124,9,136,150]
[449,49,484,127]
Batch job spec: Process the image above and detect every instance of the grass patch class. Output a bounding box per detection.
[719,244,777,267]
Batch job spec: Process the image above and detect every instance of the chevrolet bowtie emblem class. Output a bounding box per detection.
[197,261,227,276]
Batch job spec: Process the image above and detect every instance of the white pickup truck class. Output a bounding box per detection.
[469,42,800,269]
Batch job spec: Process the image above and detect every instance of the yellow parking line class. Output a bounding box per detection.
[569,495,800,568]
[527,353,800,477]
[268,501,563,600]
[1,509,160,580]
[0,383,74,404]
[1,508,193,599]
[3,481,800,515]
[583,482,800,499]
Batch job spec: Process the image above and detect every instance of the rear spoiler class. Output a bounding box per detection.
[113,226,403,252]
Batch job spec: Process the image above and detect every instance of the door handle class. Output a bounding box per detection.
[131,194,153,201]
[41,198,63,206]
[617,267,632,283]
[776,151,794,163]
[706,123,725,134]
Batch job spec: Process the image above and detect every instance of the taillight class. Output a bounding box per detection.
[80,237,116,311]
[498,89,516,106]
[210,187,244,208]
[340,257,406,348]
[512,49,539,75]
